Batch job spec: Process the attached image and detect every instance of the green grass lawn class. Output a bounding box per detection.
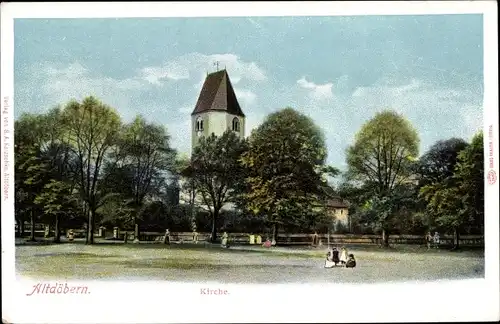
[15,242,485,283]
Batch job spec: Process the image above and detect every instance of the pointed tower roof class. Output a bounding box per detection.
[191,69,245,117]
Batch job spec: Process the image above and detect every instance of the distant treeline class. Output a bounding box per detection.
[15,97,484,249]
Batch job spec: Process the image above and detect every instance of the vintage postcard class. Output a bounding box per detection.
[1,1,499,323]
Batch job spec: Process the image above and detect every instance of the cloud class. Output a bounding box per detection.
[297,77,334,101]
[168,118,192,156]
[352,78,422,98]
[17,60,482,175]
[345,77,483,152]
[234,88,257,106]
[141,66,189,85]
[141,53,267,86]
[178,105,194,114]
[17,62,147,121]
[245,112,267,135]
[282,74,482,170]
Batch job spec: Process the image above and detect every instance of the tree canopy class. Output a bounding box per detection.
[189,130,247,242]
[13,96,485,248]
[419,131,484,248]
[240,107,338,241]
[346,110,420,245]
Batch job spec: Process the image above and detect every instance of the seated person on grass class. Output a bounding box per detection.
[345,254,356,268]
[325,247,340,268]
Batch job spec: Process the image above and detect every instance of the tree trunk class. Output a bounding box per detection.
[29,209,36,241]
[84,205,89,244]
[453,228,460,250]
[134,223,140,243]
[210,210,218,243]
[20,219,25,237]
[53,214,61,243]
[272,223,278,244]
[87,209,95,245]
[382,229,389,248]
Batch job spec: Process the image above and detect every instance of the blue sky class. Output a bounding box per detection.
[14,15,483,170]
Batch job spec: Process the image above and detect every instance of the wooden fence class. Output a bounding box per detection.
[100,230,484,247]
[17,225,484,247]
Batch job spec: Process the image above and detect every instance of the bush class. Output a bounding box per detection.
[334,220,350,234]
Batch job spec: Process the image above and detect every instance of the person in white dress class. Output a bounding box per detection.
[340,246,348,266]
[324,247,340,268]
[433,232,440,249]
[221,232,229,248]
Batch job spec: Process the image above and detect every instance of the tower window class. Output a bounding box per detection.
[196,117,204,131]
[232,117,240,132]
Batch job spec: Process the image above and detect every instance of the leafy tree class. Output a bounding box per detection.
[190,130,247,242]
[34,180,79,242]
[415,137,469,232]
[116,116,176,241]
[15,112,56,241]
[178,155,198,231]
[36,109,81,242]
[346,110,419,246]
[240,108,337,242]
[416,138,469,186]
[17,151,46,241]
[455,132,484,235]
[97,195,135,230]
[420,132,484,248]
[61,96,121,244]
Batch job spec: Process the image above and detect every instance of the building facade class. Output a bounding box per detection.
[191,69,245,152]
[326,197,350,230]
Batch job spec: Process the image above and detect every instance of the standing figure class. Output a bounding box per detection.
[221,232,229,248]
[346,254,356,268]
[433,232,440,249]
[426,231,433,249]
[163,229,170,245]
[312,232,319,247]
[340,246,348,266]
[192,222,198,244]
[67,229,74,242]
[332,247,340,265]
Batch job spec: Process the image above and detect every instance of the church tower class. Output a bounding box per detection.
[191,69,245,152]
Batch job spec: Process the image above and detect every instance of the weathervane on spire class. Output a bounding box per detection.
[214,61,220,72]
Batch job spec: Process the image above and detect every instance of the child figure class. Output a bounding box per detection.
[339,246,348,266]
[221,232,229,248]
[433,232,440,249]
[324,247,340,268]
[332,247,340,265]
[426,231,433,249]
[345,254,356,268]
